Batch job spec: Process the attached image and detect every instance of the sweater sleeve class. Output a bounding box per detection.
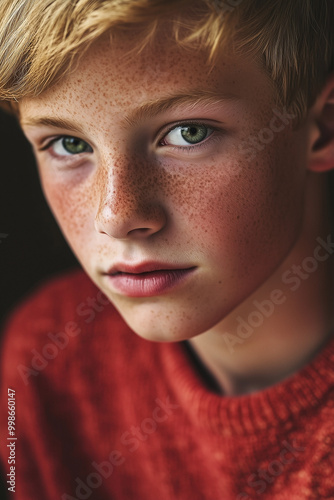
[0,270,99,500]
[0,287,57,499]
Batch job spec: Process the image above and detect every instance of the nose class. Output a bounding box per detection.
[94,156,167,239]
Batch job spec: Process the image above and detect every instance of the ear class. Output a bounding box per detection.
[308,74,334,173]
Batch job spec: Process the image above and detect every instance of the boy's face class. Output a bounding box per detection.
[20,33,310,342]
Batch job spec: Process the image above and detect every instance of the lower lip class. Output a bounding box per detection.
[105,268,196,297]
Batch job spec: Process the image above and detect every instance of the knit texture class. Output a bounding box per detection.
[1,269,334,500]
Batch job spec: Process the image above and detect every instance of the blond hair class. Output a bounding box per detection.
[0,0,333,119]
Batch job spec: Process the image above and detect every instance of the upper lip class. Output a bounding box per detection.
[105,262,195,276]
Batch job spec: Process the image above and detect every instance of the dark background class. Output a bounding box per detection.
[0,108,79,327]
[0,108,79,498]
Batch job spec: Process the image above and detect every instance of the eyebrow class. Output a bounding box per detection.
[20,89,239,131]
[20,116,84,133]
[123,89,239,127]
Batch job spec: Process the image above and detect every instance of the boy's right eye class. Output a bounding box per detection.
[41,136,93,157]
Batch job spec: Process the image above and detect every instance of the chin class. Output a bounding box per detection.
[113,300,235,343]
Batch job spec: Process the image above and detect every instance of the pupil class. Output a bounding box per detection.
[181,125,207,144]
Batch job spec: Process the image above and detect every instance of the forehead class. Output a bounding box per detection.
[20,32,274,126]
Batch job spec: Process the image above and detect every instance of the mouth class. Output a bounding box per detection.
[103,262,196,297]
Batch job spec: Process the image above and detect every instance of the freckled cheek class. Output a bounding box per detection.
[219,149,304,269]
[41,177,96,252]
[161,158,259,229]
[165,147,302,269]
[157,165,251,273]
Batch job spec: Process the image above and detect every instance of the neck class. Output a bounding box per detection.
[188,172,334,396]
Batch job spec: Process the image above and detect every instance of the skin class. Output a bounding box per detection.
[20,33,334,395]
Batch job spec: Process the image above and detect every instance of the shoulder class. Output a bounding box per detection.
[0,268,126,387]
[1,267,118,335]
[1,269,93,356]
[2,268,99,328]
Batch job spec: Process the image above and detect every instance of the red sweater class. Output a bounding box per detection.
[1,269,334,500]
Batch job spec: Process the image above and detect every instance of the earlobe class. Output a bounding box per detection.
[308,74,334,173]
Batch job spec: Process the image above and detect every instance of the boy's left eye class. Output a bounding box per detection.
[161,124,213,147]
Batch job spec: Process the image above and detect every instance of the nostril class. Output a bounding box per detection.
[128,227,151,235]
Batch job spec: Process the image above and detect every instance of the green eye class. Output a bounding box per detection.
[61,137,91,154]
[48,136,93,156]
[180,125,208,144]
[163,124,212,147]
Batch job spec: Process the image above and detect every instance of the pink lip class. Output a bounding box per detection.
[104,262,196,297]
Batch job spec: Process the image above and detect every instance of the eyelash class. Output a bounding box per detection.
[38,121,221,162]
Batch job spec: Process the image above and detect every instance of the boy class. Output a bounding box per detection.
[1,0,334,498]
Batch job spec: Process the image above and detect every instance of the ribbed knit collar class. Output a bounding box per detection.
[162,335,334,436]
